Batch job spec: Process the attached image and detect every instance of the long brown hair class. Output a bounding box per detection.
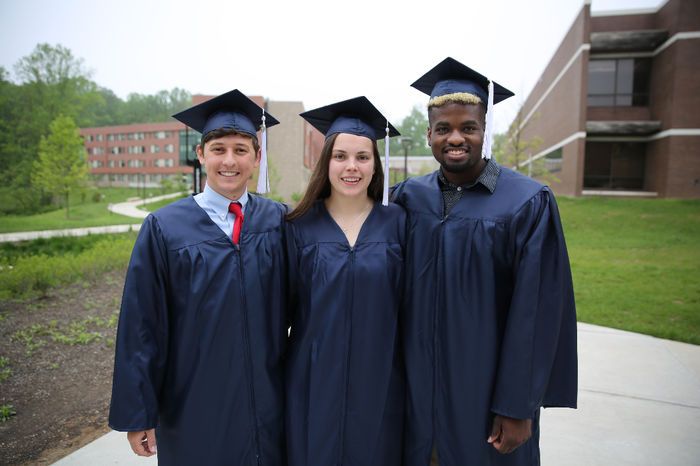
[286,132,384,222]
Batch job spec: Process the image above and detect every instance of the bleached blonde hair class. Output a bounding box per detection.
[428,92,482,108]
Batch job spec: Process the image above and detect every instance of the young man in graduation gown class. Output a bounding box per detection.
[109,90,288,465]
[391,57,578,465]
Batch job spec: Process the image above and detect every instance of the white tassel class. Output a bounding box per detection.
[382,121,390,206]
[483,80,495,160]
[256,113,270,194]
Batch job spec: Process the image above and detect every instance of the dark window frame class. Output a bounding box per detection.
[587,57,651,107]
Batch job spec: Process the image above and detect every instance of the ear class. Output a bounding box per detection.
[427,126,432,147]
[195,145,205,165]
[254,148,261,168]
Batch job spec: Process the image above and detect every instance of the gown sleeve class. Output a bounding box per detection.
[490,188,578,419]
[108,215,171,431]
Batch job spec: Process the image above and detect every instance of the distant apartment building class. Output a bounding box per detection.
[515,0,699,198]
[81,95,312,202]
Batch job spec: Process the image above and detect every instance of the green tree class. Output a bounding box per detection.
[32,115,89,218]
[13,43,100,128]
[378,104,431,158]
[395,105,430,156]
[1,44,100,214]
[121,88,192,124]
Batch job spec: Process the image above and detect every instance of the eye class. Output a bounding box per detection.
[333,153,345,160]
[358,154,370,161]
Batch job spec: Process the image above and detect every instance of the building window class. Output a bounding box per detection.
[108,134,115,142]
[154,131,170,139]
[587,58,651,107]
[128,146,146,154]
[584,142,645,189]
[150,145,160,153]
[87,135,94,142]
[179,129,199,166]
[97,134,103,141]
[543,148,563,173]
[92,147,105,155]
[164,144,174,153]
[108,160,115,168]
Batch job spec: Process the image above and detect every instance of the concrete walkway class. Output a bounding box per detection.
[0,192,185,243]
[107,192,185,219]
[52,323,700,465]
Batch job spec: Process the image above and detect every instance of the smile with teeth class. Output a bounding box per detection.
[341,177,361,184]
[219,170,240,177]
[446,147,467,155]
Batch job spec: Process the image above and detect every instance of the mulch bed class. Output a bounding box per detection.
[0,270,125,465]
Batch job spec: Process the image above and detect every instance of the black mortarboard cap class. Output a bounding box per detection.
[411,57,514,104]
[172,89,279,137]
[300,96,400,141]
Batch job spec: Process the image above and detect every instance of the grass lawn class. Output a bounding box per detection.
[557,197,700,344]
[0,188,179,233]
[1,191,698,344]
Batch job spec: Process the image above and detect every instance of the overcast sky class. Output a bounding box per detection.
[0,0,665,132]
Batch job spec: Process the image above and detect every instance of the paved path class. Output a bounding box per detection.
[0,192,185,243]
[107,192,184,219]
[52,323,700,465]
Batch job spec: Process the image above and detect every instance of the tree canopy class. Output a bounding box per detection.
[0,43,192,215]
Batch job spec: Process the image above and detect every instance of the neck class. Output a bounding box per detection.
[325,192,373,214]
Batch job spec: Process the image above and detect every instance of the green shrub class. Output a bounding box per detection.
[0,233,136,300]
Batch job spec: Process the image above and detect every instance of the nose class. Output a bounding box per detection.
[222,148,236,164]
[347,155,359,170]
[447,129,465,146]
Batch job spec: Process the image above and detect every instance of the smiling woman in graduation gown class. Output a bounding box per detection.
[285,97,405,466]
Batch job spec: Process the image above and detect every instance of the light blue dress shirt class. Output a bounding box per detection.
[193,183,248,239]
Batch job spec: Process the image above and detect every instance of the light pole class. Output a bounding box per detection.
[398,136,413,181]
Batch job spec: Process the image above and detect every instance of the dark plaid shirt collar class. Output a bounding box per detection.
[437,159,500,215]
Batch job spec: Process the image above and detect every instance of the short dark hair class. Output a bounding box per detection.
[286,133,384,222]
[201,128,260,153]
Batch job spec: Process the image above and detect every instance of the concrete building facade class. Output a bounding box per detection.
[516,0,700,198]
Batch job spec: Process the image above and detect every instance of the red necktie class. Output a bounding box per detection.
[228,202,244,244]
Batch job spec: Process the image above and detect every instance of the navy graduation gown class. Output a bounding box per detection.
[109,195,288,465]
[392,167,577,466]
[285,200,406,466]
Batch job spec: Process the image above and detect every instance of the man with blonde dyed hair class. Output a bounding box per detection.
[391,57,578,465]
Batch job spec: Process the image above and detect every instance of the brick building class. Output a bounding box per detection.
[515,0,700,198]
[81,95,316,203]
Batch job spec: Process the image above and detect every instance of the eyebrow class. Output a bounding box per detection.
[435,119,481,126]
[210,142,250,148]
[333,149,371,154]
